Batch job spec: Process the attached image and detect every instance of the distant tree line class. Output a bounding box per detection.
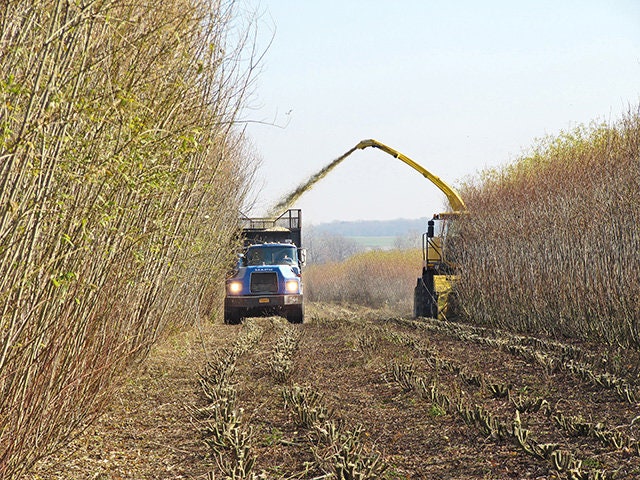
[305,226,362,264]
[312,217,430,237]
[305,224,422,264]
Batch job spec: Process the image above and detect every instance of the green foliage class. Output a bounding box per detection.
[428,404,446,417]
[0,0,258,477]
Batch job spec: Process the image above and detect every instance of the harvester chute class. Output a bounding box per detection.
[355,139,466,318]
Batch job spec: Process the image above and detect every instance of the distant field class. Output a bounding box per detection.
[347,236,397,249]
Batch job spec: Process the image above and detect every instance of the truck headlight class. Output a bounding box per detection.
[228,281,243,294]
[285,280,299,293]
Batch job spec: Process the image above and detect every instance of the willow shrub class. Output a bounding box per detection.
[0,1,257,477]
[451,110,640,347]
[305,249,423,312]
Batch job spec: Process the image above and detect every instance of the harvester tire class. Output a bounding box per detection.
[414,280,438,319]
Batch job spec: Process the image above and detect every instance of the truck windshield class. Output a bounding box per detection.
[246,246,298,266]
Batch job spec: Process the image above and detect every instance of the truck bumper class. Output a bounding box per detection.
[225,294,303,309]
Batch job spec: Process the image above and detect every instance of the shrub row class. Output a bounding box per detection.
[0,1,257,477]
[451,110,640,347]
[304,249,423,311]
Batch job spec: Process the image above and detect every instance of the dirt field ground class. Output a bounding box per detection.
[29,303,640,479]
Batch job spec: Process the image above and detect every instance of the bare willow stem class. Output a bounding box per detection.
[451,111,640,350]
[0,0,261,477]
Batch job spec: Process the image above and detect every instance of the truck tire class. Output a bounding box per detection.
[224,307,242,325]
[285,304,304,324]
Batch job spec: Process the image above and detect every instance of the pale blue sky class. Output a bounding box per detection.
[243,1,640,224]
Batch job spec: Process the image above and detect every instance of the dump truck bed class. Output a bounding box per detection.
[240,209,302,246]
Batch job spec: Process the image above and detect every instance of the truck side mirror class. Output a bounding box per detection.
[298,248,307,267]
[238,253,247,267]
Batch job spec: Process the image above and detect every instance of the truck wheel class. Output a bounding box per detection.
[224,308,242,325]
[285,304,304,324]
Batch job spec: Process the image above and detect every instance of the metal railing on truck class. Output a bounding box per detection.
[239,209,301,231]
[239,209,302,247]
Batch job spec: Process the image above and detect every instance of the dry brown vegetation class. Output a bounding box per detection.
[304,249,423,312]
[0,1,259,477]
[28,304,640,479]
[451,109,640,348]
[3,1,638,475]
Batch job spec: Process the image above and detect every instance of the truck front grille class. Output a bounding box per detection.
[250,272,278,293]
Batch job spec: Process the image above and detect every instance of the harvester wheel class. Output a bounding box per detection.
[414,279,438,319]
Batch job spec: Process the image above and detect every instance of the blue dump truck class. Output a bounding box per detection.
[224,209,305,324]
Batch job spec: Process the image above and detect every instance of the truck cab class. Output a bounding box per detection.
[224,210,305,324]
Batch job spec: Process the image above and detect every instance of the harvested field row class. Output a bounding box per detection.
[28,304,640,479]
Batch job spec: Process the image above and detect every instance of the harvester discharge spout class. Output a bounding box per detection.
[354,138,466,320]
[355,138,466,215]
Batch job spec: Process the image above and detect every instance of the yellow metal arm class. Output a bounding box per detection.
[355,139,466,214]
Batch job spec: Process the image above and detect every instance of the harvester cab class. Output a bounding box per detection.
[414,217,454,318]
